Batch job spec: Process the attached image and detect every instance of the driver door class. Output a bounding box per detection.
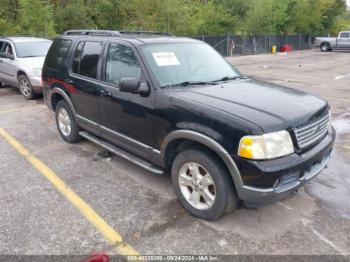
[98,41,156,159]
[0,41,17,86]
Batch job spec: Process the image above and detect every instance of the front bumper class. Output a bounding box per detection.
[234,126,336,207]
[29,76,43,94]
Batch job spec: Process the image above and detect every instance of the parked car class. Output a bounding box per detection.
[0,37,52,99]
[42,30,335,221]
[315,31,350,52]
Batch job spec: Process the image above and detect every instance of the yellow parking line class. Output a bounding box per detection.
[0,128,139,257]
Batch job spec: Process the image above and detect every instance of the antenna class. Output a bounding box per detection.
[166,0,172,93]
[167,0,170,35]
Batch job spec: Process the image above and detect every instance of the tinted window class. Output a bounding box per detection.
[46,39,72,69]
[79,41,103,79]
[340,32,350,38]
[72,42,84,74]
[106,44,141,85]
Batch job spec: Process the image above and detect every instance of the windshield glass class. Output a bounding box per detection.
[15,41,52,58]
[142,43,241,87]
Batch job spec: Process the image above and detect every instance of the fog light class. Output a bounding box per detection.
[273,178,280,189]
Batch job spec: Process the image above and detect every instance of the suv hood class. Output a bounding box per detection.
[171,79,328,133]
[17,56,45,69]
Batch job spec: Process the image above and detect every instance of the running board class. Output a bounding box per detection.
[79,131,164,175]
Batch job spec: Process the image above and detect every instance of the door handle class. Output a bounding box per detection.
[100,90,112,97]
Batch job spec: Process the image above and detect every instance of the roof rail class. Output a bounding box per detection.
[119,31,174,36]
[62,30,121,36]
[62,29,174,37]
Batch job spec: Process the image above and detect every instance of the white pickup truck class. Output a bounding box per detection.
[315,31,350,52]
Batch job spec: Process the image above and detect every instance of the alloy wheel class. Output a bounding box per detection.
[58,107,72,136]
[20,78,31,97]
[178,162,216,210]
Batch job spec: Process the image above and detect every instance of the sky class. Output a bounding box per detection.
[348,0,350,9]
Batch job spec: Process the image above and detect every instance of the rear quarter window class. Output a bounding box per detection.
[45,39,72,69]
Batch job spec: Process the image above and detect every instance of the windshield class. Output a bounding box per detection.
[142,43,242,87]
[15,41,52,58]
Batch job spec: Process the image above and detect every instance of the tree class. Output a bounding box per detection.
[18,0,55,36]
[245,0,288,35]
[53,0,96,34]
[0,0,349,36]
[89,0,125,30]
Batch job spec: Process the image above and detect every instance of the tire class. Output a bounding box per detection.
[171,147,238,221]
[18,74,38,100]
[320,42,331,52]
[55,100,81,143]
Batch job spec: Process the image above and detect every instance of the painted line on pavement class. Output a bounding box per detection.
[0,127,140,257]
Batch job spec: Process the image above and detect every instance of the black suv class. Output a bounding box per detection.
[42,30,335,220]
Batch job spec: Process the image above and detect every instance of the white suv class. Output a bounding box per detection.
[0,37,52,99]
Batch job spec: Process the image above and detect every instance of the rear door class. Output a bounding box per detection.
[69,40,104,134]
[337,32,350,48]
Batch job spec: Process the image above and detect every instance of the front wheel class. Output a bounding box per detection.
[171,147,238,221]
[55,100,81,143]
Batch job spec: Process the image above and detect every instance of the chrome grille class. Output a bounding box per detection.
[293,112,330,150]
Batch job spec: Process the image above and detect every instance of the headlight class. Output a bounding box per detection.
[238,130,294,160]
[32,68,42,77]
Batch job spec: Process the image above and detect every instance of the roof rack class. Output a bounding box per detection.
[119,31,174,36]
[63,30,121,36]
[62,30,174,37]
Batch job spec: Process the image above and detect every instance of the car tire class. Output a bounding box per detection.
[320,42,331,52]
[171,147,238,221]
[18,74,38,100]
[55,100,81,143]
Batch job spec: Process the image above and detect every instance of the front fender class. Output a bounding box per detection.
[160,129,245,195]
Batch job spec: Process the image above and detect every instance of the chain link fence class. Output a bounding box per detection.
[190,34,314,57]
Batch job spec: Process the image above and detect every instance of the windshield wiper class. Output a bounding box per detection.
[162,81,217,88]
[212,76,246,82]
[179,81,217,86]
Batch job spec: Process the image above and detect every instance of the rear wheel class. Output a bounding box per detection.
[18,74,38,100]
[171,147,238,221]
[55,100,81,143]
[320,42,331,52]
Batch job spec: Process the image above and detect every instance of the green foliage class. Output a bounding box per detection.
[18,0,55,36]
[0,0,348,36]
[53,0,95,33]
[244,0,347,35]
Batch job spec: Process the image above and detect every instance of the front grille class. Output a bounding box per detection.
[293,112,330,150]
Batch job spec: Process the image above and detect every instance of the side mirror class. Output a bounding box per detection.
[119,78,149,95]
[0,53,14,60]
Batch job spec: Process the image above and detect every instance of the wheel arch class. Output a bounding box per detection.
[17,70,27,78]
[161,130,244,195]
[51,87,77,116]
